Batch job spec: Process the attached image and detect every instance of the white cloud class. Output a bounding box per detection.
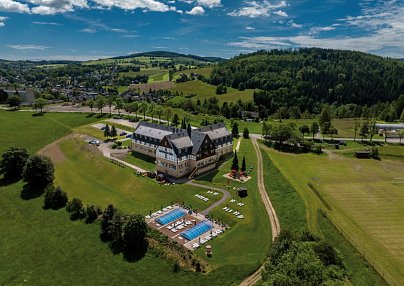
[32,21,61,25]
[29,0,89,14]
[179,0,221,8]
[186,6,204,15]
[0,16,7,27]
[246,26,255,30]
[92,0,176,12]
[273,10,287,17]
[7,44,49,50]
[287,20,302,28]
[228,0,287,18]
[196,0,221,8]
[80,28,96,33]
[0,0,30,13]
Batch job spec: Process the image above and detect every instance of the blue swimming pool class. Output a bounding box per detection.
[155,208,186,225]
[180,220,213,241]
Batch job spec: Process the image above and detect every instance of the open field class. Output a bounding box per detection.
[194,139,272,268]
[50,137,221,214]
[169,80,255,104]
[174,67,213,78]
[0,110,99,154]
[264,144,404,285]
[260,145,387,286]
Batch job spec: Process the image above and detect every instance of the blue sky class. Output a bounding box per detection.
[0,0,403,60]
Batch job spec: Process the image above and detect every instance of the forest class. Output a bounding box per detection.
[209,48,404,115]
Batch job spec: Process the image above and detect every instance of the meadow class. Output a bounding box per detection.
[194,138,272,268]
[260,146,387,286]
[263,143,404,285]
[169,80,255,104]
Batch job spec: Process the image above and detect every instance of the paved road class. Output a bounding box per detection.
[239,137,281,286]
[186,181,231,215]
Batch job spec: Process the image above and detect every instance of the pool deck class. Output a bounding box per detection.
[146,205,227,250]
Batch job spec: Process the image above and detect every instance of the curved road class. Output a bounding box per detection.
[239,137,281,286]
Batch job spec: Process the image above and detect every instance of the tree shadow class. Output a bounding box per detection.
[0,177,20,187]
[20,184,44,200]
[123,243,148,262]
[86,113,95,118]
[32,112,45,117]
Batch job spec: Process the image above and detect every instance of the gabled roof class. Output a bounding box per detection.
[195,123,230,140]
[134,121,183,140]
[190,132,208,155]
[166,132,193,150]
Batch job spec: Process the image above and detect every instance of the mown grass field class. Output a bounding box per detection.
[194,138,272,268]
[124,152,156,171]
[0,110,99,154]
[169,80,255,104]
[0,111,266,285]
[52,138,220,214]
[264,144,404,285]
[260,145,387,286]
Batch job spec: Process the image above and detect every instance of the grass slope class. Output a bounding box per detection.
[169,80,255,104]
[266,146,404,285]
[0,110,99,154]
[194,139,272,268]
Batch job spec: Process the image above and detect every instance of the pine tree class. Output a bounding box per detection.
[241,156,246,172]
[104,124,110,137]
[232,122,239,137]
[231,151,239,172]
[111,125,117,137]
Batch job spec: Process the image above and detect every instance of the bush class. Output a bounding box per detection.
[173,262,181,273]
[22,155,54,190]
[86,204,101,224]
[370,146,379,158]
[43,185,68,210]
[0,147,29,179]
[66,198,85,220]
[243,127,250,139]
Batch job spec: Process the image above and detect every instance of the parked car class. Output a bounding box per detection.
[120,131,127,136]
[89,140,100,146]
[100,126,106,131]
[126,134,132,138]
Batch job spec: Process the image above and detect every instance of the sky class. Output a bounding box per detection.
[0,0,403,61]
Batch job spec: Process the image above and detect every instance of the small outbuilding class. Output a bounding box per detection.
[237,187,248,198]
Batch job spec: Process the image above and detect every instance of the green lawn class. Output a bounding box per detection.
[0,110,99,154]
[54,138,220,214]
[124,151,156,171]
[169,80,255,104]
[264,144,404,285]
[194,139,272,268]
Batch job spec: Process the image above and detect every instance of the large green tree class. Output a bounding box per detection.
[43,185,68,210]
[122,214,148,261]
[0,147,29,179]
[33,98,48,113]
[22,155,54,189]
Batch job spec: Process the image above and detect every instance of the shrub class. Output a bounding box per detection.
[43,185,68,210]
[85,204,101,224]
[243,127,250,139]
[370,146,379,159]
[66,198,85,220]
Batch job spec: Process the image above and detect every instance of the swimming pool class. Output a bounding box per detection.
[180,220,213,241]
[155,208,186,225]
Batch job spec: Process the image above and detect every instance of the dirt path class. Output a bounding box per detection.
[239,138,281,286]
